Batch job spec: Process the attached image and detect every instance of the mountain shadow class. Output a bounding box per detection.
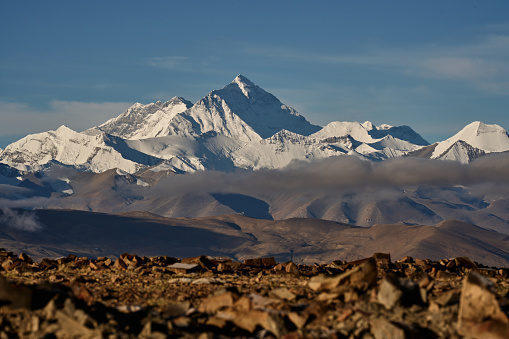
[210,193,273,220]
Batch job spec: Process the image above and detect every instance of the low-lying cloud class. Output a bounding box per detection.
[152,154,509,197]
[0,207,44,232]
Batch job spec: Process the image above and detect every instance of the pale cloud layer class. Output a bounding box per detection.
[247,32,509,95]
[0,100,132,138]
[151,154,509,197]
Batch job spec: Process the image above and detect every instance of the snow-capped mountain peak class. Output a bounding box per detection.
[432,121,509,159]
[86,96,193,140]
[232,74,256,98]
[2,76,507,176]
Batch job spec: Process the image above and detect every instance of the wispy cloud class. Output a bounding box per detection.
[246,32,509,95]
[0,207,43,232]
[146,56,190,70]
[145,55,222,73]
[0,100,132,141]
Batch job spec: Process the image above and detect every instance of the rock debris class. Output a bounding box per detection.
[0,250,508,338]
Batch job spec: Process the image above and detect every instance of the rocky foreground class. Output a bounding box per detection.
[0,250,508,338]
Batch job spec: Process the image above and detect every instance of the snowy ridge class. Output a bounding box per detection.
[432,121,509,160]
[1,75,508,174]
[0,125,163,173]
[86,97,193,139]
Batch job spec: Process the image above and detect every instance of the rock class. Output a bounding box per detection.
[113,258,127,270]
[455,257,478,270]
[0,274,32,312]
[308,257,377,291]
[373,252,391,268]
[206,316,228,329]
[232,310,284,336]
[431,289,460,307]
[377,273,423,309]
[67,281,94,306]
[287,312,308,329]
[18,253,33,263]
[396,256,413,263]
[167,263,199,274]
[285,261,301,277]
[457,272,509,338]
[181,255,216,270]
[269,288,296,301]
[198,291,237,313]
[244,257,277,267]
[370,317,406,339]
[435,270,458,280]
[54,310,102,338]
[233,296,253,312]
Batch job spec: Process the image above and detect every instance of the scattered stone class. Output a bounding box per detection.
[198,291,237,313]
[167,263,200,274]
[377,273,423,309]
[243,257,277,267]
[287,312,308,329]
[458,272,509,338]
[269,287,296,301]
[285,261,301,277]
[0,251,506,337]
[308,257,377,291]
[370,317,406,339]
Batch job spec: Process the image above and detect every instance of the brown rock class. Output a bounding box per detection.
[67,281,94,306]
[435,270,458,281]
[269,287,296,301]
[54,310,102,338]
[232,310,283,336]
[113,258,127,270]
[373,252,391,268]
[181,255,216,270]
[67,254,77,261]
[165,301,190,317]
[396,256,413,263]
[458,272,509,338]
[244,257,276,267]
[288,312,308,329]
[167,262,199,274]
[198,291,237,313]
[1,259,13,271]
[377,273,423,309]
[206,316,228,329]
[233,296,253,312]
[0,274,31,312]
[18,252,33,263]
[285,261,301,277]
[432,289,461,307]
[455,257,478,269]
[370,318,406,339]
[308,257,377,291]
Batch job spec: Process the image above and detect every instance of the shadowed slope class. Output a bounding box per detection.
[1,210,508,267]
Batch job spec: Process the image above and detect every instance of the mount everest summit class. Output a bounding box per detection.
[1,75,509,175]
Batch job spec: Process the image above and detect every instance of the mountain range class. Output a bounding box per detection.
[1,75,509,265]
[2,75,508,176]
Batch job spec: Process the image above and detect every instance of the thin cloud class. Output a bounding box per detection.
[246,32,509,94]
[146,56,190,70]
[0,207,44,232]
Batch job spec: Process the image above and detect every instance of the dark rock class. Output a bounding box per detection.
[0,274,32,312]
[377,273,423,309]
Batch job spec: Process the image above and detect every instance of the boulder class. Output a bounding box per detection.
[457,272,509,338]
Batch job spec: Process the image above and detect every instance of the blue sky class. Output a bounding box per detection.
[1,1,509,147]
